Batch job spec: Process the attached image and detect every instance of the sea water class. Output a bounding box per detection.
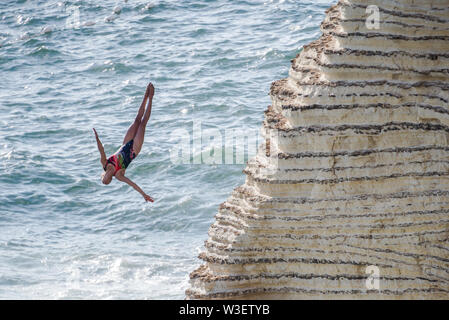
[0,0,333,299]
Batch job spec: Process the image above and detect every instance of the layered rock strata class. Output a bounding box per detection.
[187,0,449,299]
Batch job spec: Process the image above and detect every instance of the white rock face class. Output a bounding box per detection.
[186,0,449,299]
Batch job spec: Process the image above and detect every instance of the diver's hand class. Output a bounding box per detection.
[93,128,100,140]
[143,193,154,203]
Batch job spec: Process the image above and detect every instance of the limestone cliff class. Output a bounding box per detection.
[186,0,449,299]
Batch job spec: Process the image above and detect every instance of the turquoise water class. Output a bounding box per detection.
[0,0,333,299]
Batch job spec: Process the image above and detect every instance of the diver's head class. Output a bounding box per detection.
[101,165,114,185]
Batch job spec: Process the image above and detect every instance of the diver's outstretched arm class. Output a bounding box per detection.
[93,128,107,167]
[115,172,154,202]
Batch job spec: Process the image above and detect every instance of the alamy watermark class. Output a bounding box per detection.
[64,1,122,29]
[65,6,81,29]
[366,5,380,30]
[365,265,380,290]
[169,120,279,171]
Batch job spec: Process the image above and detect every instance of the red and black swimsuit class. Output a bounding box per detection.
[103,139,136,174]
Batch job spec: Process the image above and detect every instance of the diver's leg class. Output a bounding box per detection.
[133,87,153,156]
[122,87,149,144]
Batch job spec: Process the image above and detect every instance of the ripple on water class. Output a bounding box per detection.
[63,179,98,196]
[28,45,62,58]
[21,128,84,140]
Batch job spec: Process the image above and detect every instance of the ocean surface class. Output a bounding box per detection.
[0,0,333,299]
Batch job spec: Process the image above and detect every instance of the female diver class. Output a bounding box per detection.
[93,82,155,202]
